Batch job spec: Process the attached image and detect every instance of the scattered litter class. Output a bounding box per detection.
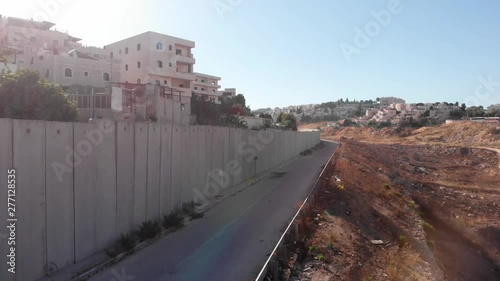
[371,240,384,245]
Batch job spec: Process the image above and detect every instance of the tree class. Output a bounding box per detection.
[259,113,272,119]
[301,114,313,123]
[0,69,77,121]
[234,94,246,108]
[278,113,297,131]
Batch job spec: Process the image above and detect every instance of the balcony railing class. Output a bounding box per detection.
[68,94,111,109]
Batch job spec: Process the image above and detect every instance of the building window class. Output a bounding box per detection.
[64,68,72,78]
[125,47,129,54]
[137,43,141,51]
[201,79,205,82]
[169,62,172,67]
[84,71,89,77]
[137,61,141,68]
[125,64,128,71]
[169,45,172,51]
[119,49,122,54]
[52,39,58,46]
[157,60,163,68]
[156,42,163,50]
[194,87,198,90]
[137,79,141,84]
[154,80,160,85]
[103,72,110,81]
[39,55,44,60]
[201,88,205,91]
[179,84,184,88]
[176,49,182,55]
[164,80,167,84]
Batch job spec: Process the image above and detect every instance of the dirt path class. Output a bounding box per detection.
[476,147,500,169]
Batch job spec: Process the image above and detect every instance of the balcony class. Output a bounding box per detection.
[172,86,192,97]
[175,54,195,65]
[175,71,195,81]
[194,80,221,89]
[192,88,222,97]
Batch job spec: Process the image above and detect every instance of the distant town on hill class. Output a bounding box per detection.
[253,97,500,126]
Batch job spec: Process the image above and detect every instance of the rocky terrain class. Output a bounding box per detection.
[278,139,500,281]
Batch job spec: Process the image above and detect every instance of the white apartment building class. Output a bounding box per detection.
[104,32,197,125]
[0,16,82,67]
[218,87,237,99]
[104,32,195,93]
[0,16,121,91]
[193,72,221,104]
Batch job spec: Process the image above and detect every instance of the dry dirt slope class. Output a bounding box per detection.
[279,139,500,281]
[308,122,500,149]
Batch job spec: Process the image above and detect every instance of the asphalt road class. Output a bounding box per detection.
[90,141,337,281]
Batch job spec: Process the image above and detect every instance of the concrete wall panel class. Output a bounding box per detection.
[45,122,75,270]
[180,126,191,203]
[147,123,161,221]
[160,124,173,215]
[198,126,208,197]
[116,121,135,235]
[170,125,182,209]
[232,128,243,186]
[0,119,14,281]
[133,123,148,228]
[74,123,98,261]
[13,120,46,281]
[94,121,117,252]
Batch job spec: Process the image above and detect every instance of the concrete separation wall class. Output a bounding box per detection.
[0,118,320,281]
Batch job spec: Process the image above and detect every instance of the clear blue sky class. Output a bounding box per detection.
[4,0,500,109]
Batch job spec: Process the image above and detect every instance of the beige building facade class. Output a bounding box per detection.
[193,72,222,104]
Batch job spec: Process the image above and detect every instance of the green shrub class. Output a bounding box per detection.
[316,253,325,262]
[137,220,161,241]
[427,239,435,251]
[118,233,136,252]
[163,209,184,230]
[398,235,407,248]
[182,201,205,220]
[421,221,435,233]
